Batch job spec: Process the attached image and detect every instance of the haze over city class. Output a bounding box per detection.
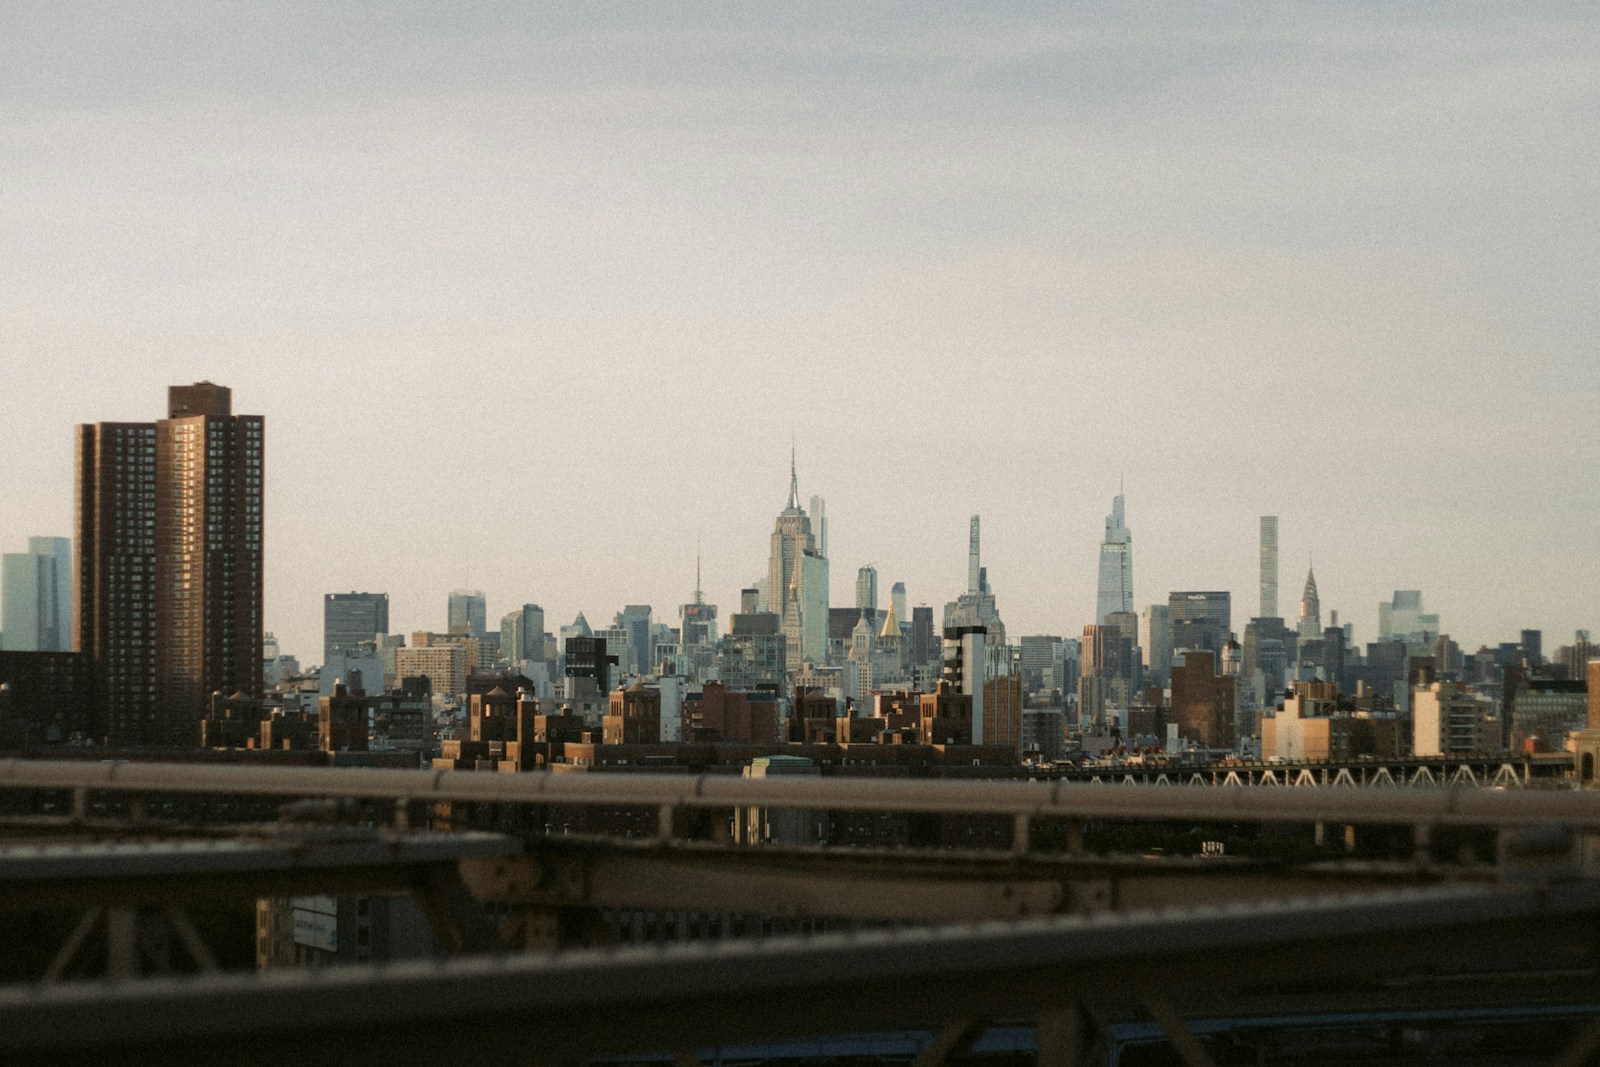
[3,3,1595,663]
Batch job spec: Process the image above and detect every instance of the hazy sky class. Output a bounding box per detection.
[2,3,1596,664]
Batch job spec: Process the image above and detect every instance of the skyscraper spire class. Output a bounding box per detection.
[1298,562,1321,641]
[769,451,825,672]
[694,536,703,605]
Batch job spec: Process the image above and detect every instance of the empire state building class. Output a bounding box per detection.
[766,454,827,671]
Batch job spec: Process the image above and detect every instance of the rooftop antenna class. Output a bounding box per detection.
[787,440,798,510]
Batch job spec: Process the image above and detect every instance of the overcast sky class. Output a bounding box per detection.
[2,3,1595,664]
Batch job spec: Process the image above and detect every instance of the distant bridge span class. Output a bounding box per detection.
[1050,754,1573,789]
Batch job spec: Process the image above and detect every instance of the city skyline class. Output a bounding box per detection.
[3,431,1590,668]
[2,5,1594,661]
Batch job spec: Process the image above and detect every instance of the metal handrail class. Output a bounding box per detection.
[0,758,1594,828]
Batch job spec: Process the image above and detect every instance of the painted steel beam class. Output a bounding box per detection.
[1,882,1598,1066]
[0,830,519,909]
[464,847,1070,922]
[2,758,1597,829]
[464,840,1448,922]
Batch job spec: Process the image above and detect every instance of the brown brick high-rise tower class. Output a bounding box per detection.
[76,383,263,745]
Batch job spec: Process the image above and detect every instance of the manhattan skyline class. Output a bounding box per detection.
[2,418,1589,666]
[2,4,1595,661]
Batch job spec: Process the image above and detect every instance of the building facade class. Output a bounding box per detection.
[855,566,878,614]
[323,592,389,667]
[944,516,1005,644]
[1,536,72,653]
[1412,681,1499,757]
[500,603,546,666]
[448,590,487,637]
[1169,650,1237,750]
[618,605,652,676]
[1380,590,1439,648]
[1259,516,1278,619]
[767,456,828,672]
[1169,591,1231,658]
[76,383,263,746]
[1140,603,1171,688]
[1095,492,1133,624]
[394,644,466,700]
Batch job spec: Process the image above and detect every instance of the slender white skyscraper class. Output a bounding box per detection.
[944,515,1004,643]
[1259,516,1279,619]
[1095,491,1133,624]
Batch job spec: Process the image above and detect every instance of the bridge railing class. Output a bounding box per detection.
[1,757,1595,834]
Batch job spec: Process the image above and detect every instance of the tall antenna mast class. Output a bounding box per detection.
[694,535,704,605]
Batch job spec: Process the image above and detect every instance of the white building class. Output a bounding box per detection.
[1412,681,1498,757]
[1259,516,1279,619]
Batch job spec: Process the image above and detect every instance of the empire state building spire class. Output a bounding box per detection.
[787,447,798,511]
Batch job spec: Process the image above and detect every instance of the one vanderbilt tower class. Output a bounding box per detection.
[1095,488,1133,624]
[76,382,264,745]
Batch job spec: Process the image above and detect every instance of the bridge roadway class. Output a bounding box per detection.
[0,760,1598,1064]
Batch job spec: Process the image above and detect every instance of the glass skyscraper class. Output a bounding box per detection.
[324,592,390,666]
[1,536,71,652]
[1095,492,1133,624]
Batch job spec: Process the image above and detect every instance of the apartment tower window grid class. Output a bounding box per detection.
[77,383,263,746]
